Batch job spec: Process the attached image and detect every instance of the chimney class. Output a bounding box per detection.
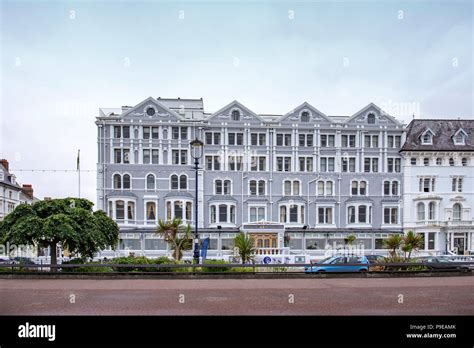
[0,159,9,172]
[22,184,34,199]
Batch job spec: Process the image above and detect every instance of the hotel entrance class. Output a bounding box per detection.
[453,233,467,255]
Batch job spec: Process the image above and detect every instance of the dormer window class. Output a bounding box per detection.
[367,113,376,124]
[421,129,434,145]
[453,129,466,145]
[301,111,310,122]
[231,110,240,121]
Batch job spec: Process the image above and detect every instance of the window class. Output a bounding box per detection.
[367,113,375,124]
[387,135,401,148]
[299,134,313,147]
[146,174,155,190]
[172,150,187,165]
[428,202,436,220]
[249,180,265,196]
[179,175,187,190]
[143,127,150,139]
[143,149,159,164]
[146,107,156,116]
[228,133,244,145]
[167,200,192,221]
[122,126,130,139]
[251,156,266,171]
[276,157,291,172]
[453,203,462,221]
[436,158,442,165]
[116,200,125,220]
[341,135,356,148]
[113,174,121,189]
[279,204,304,223]
[411,158,417,165]
[317,181,333,196]
[171,175,179,190]
[318,207,333,224]
[428,232,435,250]
[228,156,243,170]
[299,157,313,172]
[392,181,399,195]
[172,127,179,140]
[347,205,371,224]
[452,177,463,192]
[419,177,435,193]
[205,156,221,170]
[114,126,121,138]
[276,134,291,146]
[364,158,379,173]
[210,204,236,224]
[231,110,240,121]
[423,158,430,166]
[417,203,425,221]
[320,134,335,147]
[152,150,159,164]
[249,207,265,222]
[320,157,335,172]
[422,132,432,144]
[283,180,300,196]
[152,127,159,139]
[181,127,187,140]
[461,158,468,166]
[205,132,221,145]
[365,135,379,148]
[387,158,401,173]
[127,202,135,221]
[216,179,231,195]
[383,207,399,224]
[453,131,465,145]
[122,174,130,189]
[301,111,310,122]
[251,133,266,146]
[449,158,455,166]
[342,158,356,172]
[114,149,130,164]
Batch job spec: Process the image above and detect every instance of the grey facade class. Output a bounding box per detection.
[96,97,405,261]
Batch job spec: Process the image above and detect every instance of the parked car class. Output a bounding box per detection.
[0,258,11,264]
[416,257,472,272]
[365,255,386,264]
[305,256,369,273]
[11,257,36,265]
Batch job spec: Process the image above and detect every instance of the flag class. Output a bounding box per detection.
[200,237,210,260]
[76,150,80,171]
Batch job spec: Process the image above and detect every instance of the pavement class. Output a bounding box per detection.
[1,276,473,315]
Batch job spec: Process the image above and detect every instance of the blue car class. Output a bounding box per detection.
[305,256,369,273]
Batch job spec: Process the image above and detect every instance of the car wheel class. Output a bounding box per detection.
[359,269,367,273]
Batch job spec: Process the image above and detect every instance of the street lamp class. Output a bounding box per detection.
[190,138,204,264]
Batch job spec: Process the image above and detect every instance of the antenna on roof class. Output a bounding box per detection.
[412,114,415,120]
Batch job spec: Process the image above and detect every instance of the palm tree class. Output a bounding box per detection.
[234,232,255,264]
[346,234,356,246]
[402,230,424,260]
[384,234,403,259]
[155,218,192,261]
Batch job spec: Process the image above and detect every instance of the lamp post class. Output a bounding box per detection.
[190,137,204,264]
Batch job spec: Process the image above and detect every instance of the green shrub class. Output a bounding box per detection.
[110,256,150,272]
[201,259,231,273]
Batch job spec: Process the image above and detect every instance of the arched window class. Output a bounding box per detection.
[317,181,324,195]
[461,158,468,166]
[367,113,376,124]
[301,111,310,122]
[449,158,455,166]
[417,202,425,221]
[171,175,179,189]
[348,206,356,223]
[258,180,265,195]
[453,203,462,221]
[392,181,399,195]
[127,202,135,221]
[359,181,367,195]
[250,180,257,195]
[293,181,300,196]
[146,202,156,221]
[224,180,231,194]
[216,180,223,194]
[383,181,390,195]
[146,174,155,190]
[113,174,121,189]
[280,206,287,223]
[428,202,436,220]
[116,200,125,220]
[210,205,216,223]
[231,110,240,121]
[436,158,442,165]
[122,174,131,189]
[179,175,187,190]
[351,181,358,195]
[326,181,333,195]
[284,180,291,195]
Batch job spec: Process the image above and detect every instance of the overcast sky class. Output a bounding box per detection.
[1,0,472,205]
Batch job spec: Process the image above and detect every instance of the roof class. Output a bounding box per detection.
[401,119,474,152]
[0,163,21,190]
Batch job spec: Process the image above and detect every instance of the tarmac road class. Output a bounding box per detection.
[1,276,473,315]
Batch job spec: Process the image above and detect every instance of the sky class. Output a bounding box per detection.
[0,0,473,205]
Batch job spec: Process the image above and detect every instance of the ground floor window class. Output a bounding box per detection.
[119,238,141,250]
[144,238,167,250]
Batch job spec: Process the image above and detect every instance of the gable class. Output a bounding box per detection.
[279,102,333,125]
[206,100,265,124]
[344,103,402,127]
[121,97,182,122]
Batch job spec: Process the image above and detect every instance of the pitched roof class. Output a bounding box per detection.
[0,163,22,190]
[401,119,474,151]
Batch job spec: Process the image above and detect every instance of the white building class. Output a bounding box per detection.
[401,120,474,256]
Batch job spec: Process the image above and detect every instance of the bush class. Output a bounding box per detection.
[62,258,113,273]
[110,256,150,272]
[201,259,231,273]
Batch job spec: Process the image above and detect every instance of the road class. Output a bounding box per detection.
[1,276,473,315]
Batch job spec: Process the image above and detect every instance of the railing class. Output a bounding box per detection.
[416,220,473,227]
[255,247,290,255]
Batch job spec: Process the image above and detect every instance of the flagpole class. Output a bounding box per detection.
[77,149,81,198]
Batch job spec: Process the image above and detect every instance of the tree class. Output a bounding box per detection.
[155,218,192,261]
[402,230,424,260]
[383,234,403,259]
[234,232,255,264]
[345,234,356,246]
[0,198,119,271]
